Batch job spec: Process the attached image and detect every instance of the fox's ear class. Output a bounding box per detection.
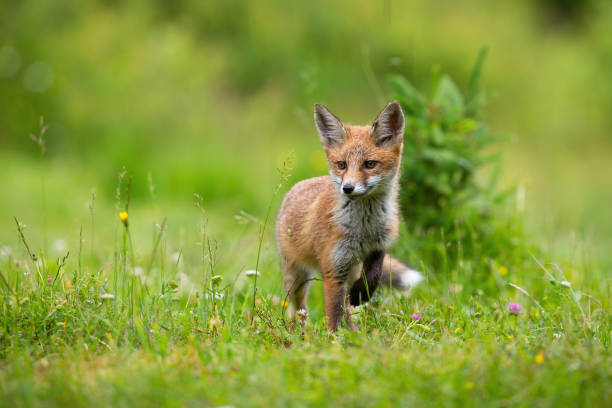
[314,104,346,148]
[371,101,405,147]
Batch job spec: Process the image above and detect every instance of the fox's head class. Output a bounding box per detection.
[314,101,405,199]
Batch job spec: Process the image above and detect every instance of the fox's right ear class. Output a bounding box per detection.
[371,101,405,147]
[314,104,346,148]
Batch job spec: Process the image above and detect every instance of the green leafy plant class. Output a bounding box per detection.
[390,49,528,275]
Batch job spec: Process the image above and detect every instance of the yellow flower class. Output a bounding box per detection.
[454,327,461,334]
[498,266,508,276]
[465,381,475,390]
[209,318,221,329]
[534,351,545,364]
[119,211,128,226]
[281,300,289,308]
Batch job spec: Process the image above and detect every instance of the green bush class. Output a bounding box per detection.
[390,49,529,278]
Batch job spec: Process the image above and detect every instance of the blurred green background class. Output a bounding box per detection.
[1,0,611,271]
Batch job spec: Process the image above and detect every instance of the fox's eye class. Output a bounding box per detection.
[364,160,377,169]
[336,161,347,170]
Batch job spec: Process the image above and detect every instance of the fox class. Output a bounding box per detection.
[276,101,423,331]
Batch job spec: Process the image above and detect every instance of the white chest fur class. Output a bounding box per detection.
[331,191,396,271]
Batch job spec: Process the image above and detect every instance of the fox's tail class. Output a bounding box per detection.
[380,254,424,289]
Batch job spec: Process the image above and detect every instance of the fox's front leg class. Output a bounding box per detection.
[349,250,384,306]
[322,274,348,331]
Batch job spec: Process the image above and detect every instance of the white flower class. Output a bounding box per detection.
[133,266,144,277]
[178,273,194,291]
[244,270,260,277]
[170,251,183,268]
[0,245,11,258]
[52,238,67,254]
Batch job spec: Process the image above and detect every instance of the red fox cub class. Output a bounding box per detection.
[276,101,423,331]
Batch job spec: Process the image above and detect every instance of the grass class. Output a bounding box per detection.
[1,2,611,404]
[0,170,610,407]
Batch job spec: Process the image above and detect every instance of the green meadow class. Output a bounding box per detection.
[1,1,610,406]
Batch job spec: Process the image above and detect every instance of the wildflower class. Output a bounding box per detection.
[498,266,508,276]
[170,251,181,264]
[281,300,288,308]
[211,275,222,287]
[244,270,260,277]
[209,318,221,329]
[119,211,128,227]
[465,381,475,390]
[454,327,461,334]
[534,351,545,364]
[0,245,11,258]
[412,312,422,321]
[296,308,308,318]
[508,302,521,315]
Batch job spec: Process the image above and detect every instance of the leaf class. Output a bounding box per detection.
[455,118,479,133]
[432,75,464,124]
[466,46,488,117]
[387,75,427,117]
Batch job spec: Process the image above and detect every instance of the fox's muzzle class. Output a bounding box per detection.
[341,182,368,197]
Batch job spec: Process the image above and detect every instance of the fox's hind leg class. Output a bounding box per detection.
[349,250,384,306]
[281,259,312,327]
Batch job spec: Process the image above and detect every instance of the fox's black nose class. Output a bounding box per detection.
[342,184,355,194]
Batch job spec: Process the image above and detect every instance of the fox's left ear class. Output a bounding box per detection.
[371,101,405,147]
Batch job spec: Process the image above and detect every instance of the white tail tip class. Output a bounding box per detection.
[398,268,424,288]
